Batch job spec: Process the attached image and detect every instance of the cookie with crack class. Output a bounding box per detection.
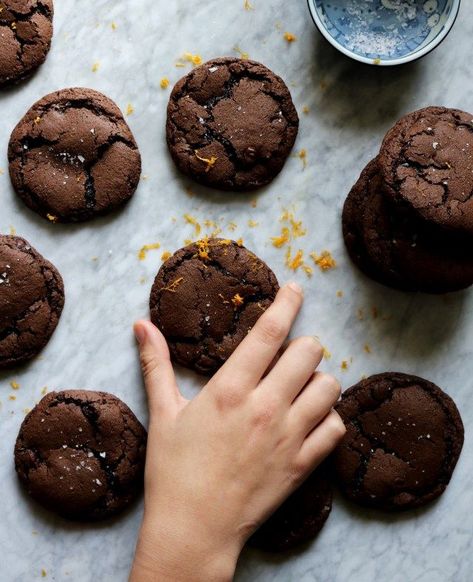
[0,235,64,368]
[8,87,141,223]
[379,106,473,236]
[0,0,54,88]
[248,465,332,552]
[166,57,299,190]
[342,158,473,293]
[333,373,464,511]
[15,390,147,521]
[150,238,279,375]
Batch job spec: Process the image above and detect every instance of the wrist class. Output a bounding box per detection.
[130,514,240,582]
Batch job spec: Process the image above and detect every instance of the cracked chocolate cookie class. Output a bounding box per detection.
[150,238,279,375]
[0,235,64,368]
[248,465,332,553]
[166,57,299,190]
[342,158,473,293]
[379,106,473,236]
[8,87,141,223]
[0,0,54,88]
[15,390,147,521]
[333,373,464,511]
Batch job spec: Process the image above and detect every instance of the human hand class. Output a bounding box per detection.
[130,283,345,582]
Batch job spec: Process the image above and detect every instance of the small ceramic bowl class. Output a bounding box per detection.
[307,0,461,66]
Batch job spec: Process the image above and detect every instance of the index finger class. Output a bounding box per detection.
[211,283,303,389]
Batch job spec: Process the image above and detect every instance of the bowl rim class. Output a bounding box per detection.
[307,0,462,66]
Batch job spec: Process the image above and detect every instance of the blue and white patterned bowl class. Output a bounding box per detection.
[307,0,461,66]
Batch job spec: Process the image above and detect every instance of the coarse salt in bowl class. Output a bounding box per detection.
[307,0,461,66]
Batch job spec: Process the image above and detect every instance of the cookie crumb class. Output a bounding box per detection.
[46,214,58,223]
[138,242,161,261]
[364,344,372,354]
[33,116,42,125]
[160,77,170,89]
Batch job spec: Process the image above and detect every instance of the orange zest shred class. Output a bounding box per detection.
[46,213,58,223]
[228,221,237,232]
[271,226,290,248]
[323,347,332,360]
[196,237,210,260]
[162,277,184,293]
[92,61,100,72]
[161,251,172,262]
[160,77,170,89]
[9,225,15,235]
[194,151,218,172]
[33,116,41,124]
[41,386,48,395]
[298,149,307,169]
[244,0,254,10]
[284,32,297,42]
[234,45,250,59]
[364,344,372,354]
[236,237,244,246]
[248,220,259,228]
[10,381,20,390]
[285,247,304,271]
[310,250,336,271]
[341,360,349,370]
[184,214,202,237]
[183,52,202,66]
[302,105,310,114]
[231,293,245,308]
[336,290,343,297]
[125,103,134,116]
[138,242,161,261]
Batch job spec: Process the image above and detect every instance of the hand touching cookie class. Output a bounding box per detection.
[130,283,345,582]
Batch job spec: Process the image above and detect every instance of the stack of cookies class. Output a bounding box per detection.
[343,106,473,294]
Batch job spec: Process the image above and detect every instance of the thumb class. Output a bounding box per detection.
[134,320,183,418]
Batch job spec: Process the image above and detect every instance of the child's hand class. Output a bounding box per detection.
[130,283,345,582]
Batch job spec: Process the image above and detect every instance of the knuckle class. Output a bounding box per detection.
[318,373,342,400]
[297,336,323,360]
[258,315,287,345]
[288,460,308,484]
[252,396,279,430]
[212,386,244,412]
[330,411,347,438]
[140,352,160,379]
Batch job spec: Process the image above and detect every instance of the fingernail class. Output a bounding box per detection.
[287,281,303,295]
[134,323,147,344]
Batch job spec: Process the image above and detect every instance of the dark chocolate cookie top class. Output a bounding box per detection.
[333,373,464,511]
[379,106,473,236]
[0,0,54,88]
[150,238,279,375]
[15,390,147,521]
[8,87,141,223]
[166,57,299,190]
[248,465,332,552]
[0,235,64,368]
[342,158,473,293]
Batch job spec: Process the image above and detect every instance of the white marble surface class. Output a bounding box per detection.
[0,1,472,580]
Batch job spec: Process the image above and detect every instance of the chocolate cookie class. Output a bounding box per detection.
[15,390,147,521]
[150,238,279,375]
[342,158,473,293]
[248,465,332,552]
[8,88,141,223]
[166,57,299,190]
[379,106,473,236]
[333,373,464,511]
[0,0,54,88]
[0,235,64,368]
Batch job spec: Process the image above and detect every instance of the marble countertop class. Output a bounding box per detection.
[1,1,472,580]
